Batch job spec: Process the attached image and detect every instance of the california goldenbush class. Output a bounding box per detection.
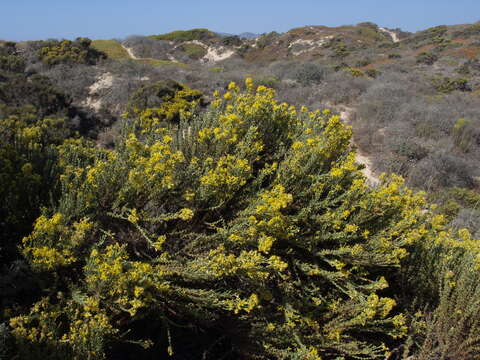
[3,80,480,359]
[38,38,106,66]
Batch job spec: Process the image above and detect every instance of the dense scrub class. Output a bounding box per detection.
[149,29,216,42]
[2,23,480,359]
[37,38,106,66]
[1,78,480,359]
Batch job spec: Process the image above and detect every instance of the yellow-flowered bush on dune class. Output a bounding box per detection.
[4,80,480,360]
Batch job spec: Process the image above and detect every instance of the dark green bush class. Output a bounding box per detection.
[221,35,242,47]
[365,68,382,78]
[149,28,216,42]
[178,43,207,60]
[431,76,471,93]
[291,62,326,85]
[416,52,438,65]
[388,53,402,59]
[0,55,25,73]
[38,38,106,66]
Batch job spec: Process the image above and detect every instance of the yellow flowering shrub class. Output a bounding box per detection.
[84,244,170,317]
[9,296,116,360]
[22,213,93,271]
[8,81,480,360]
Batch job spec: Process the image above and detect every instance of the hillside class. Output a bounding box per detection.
[1,21,480,360]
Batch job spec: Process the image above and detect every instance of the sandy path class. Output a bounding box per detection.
[338,105,380,186]
[379,27,399,43]
[122,44,139,59]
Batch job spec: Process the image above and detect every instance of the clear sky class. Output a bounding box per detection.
[1,0,479,41]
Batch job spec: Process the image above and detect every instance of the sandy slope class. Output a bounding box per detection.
[379,27,400,43]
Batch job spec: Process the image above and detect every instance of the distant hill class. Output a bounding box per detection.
[238,32,260,39]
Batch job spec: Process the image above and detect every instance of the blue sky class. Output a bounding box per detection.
[1,0,479,41]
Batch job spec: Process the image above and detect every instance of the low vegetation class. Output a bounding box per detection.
[91,40,131,60]
[149,28,216,42]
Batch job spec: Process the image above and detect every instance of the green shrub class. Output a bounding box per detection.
[256,32,279,49]
[404,227,480,359]
[357,23,387,42]
[255,76,279,88]
[149,28,215,42]
[126,80,203,124]
[90,40,130,60]
[0,55,25,73]
[452,118,475,152]
[431,76,471,93]
[416,51,438,65]
[208,66,223,72]
[347,67,365,77]
[332,40,350,58]
[388,53,402,59]
[7,81,445,359]
[38,38,106,66]
[221,35,242,47]
[453,23,480,38]
[291,62,327,85]
[365,68,382,78]
[407,25,448,45]
[178,43,207,59]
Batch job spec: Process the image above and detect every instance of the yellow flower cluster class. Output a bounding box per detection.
[256,185,293,214]
[22,213,92,271]
[127,133,185,192]
[200,155,251,190]
[85,244,170,317]
[225,293,259,314]
[10,296,117,359]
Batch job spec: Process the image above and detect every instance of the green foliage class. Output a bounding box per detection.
[347,67,366,77]
[388,53,402,59]
[452,118,475,152]
[0,55,25,73]
[431,76,471,93]
[407,25,448,45]
[0,41,16,57]
[331,40,350,59]
[208,66,223,72]
[404,225,480,359]
[255,76,279,88]
[136,58,188,68]
[256,32,280,49]
[365,68,382,78]
[452,22,480,38]
[38,38,106,66]
[90,40,130,60]
[291,62,326,85]
[221,35,242,47]
[178,43,207,60]
[391,138,428,161]
[430,36,450,45]
[357,24,387,42]
[127,80,203,125]
[0,73,70,117]
[149,28,215,42]
[434,187,480,220]
[416,51,438,65]
[0,105,70,264]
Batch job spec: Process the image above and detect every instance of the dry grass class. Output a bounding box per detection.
[445,45,480,59]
